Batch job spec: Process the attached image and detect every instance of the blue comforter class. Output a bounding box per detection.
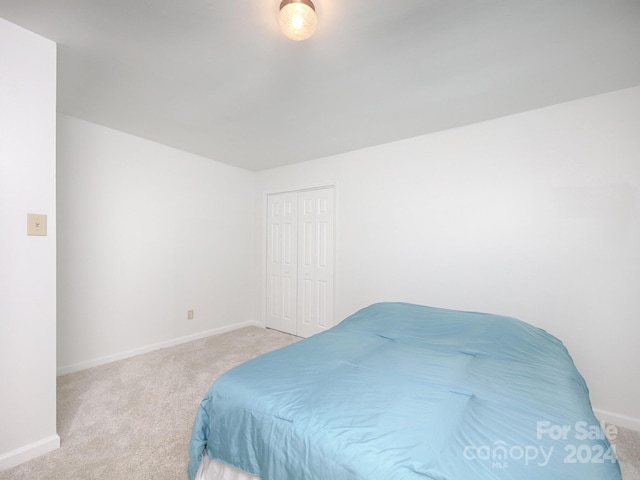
[188,302,621,479]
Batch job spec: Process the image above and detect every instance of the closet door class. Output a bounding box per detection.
[297,188,334,338]
[266,192,298,335]
[265,187,335,338]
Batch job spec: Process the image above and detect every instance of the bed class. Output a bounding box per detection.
[188,302,621,479]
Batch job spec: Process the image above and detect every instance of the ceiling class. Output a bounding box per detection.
[1,0,640,171]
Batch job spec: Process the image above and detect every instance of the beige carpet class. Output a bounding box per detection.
[1,327,299,480]
[1,326,638,479]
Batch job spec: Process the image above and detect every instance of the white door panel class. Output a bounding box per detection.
[297,188,334,338]
[266,187,334,338]
[266,192,298,335]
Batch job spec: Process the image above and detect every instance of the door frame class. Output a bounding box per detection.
[260,182,338,335]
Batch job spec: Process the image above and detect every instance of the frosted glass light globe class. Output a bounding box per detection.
[279,0,317,41]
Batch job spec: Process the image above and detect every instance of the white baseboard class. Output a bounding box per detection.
[0,434,60,471]
[57,321,264,376]
[594,408,640,432]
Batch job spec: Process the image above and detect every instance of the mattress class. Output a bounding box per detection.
[189,302,621,479]
[195,455,258,480]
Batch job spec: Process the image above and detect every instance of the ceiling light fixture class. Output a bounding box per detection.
[278,0,317,41]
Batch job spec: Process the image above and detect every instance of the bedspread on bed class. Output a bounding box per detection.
[188,302,621,480]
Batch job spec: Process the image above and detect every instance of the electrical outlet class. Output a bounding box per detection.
[187,310,194,320]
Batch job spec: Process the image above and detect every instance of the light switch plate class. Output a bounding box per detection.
[27,213,47,236]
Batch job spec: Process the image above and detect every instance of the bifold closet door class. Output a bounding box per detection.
[296,188,334,338]
[266,192,298,336]
[266,187,334,337]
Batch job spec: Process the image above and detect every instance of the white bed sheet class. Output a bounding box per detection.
[195,454,259,480]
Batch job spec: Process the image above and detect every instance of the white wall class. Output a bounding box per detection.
[255,86,640,430]
[0,18,59,468]
[56,115,256,373]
